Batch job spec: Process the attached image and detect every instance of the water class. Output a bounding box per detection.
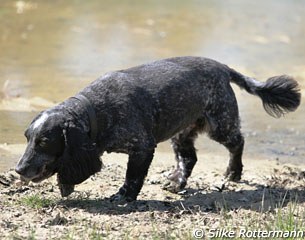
[0,0,304,171]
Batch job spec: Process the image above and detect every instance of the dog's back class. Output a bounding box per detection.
[83,57,241,142]
[83,56,300,143]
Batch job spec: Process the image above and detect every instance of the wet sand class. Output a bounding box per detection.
[1,149,305,239]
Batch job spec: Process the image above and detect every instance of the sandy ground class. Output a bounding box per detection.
[1,148,305,239]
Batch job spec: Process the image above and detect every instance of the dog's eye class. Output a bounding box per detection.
[37,137,49,148]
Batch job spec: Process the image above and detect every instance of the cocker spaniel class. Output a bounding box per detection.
[15,56,301,201]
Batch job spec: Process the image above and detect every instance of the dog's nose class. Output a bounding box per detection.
[15,164,25,175]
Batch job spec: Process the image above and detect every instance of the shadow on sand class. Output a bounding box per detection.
[58,179,305,216]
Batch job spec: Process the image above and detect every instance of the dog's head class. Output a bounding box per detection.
[15,109,102,186]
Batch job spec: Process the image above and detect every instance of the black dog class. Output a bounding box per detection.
[15,56,301,201]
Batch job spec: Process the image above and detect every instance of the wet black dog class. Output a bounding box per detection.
[15,56,301,201]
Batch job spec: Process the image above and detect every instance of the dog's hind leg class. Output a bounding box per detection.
[206,113,244,182]
[164,119,204,193]
[219,132,244,181]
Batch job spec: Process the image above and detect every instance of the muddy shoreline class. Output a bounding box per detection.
[1,152,304,239]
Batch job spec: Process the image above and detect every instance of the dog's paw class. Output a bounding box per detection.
[110,192,126,202]
[109,187,137,203]
[162,180,180,193]
[58,183,75,197]
[162,170,187,193]
[162,178,186,193]
[224,169,241,182]
[109,193,135,203]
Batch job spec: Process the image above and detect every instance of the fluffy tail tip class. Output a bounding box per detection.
[257,75,301,118]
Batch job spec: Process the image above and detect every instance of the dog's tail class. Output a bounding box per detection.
[229,68,301,118]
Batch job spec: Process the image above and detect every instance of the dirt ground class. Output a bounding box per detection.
[0,150,305,240]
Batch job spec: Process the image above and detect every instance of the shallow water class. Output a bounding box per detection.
[0,0,304,171]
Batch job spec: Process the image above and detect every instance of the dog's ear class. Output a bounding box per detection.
[57,123,102,185]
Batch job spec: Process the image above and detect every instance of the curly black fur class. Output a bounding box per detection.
[15,56,301,201]
[256,76,300,117]
[229,69,300,118]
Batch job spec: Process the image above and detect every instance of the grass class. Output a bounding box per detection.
[20,194,56,209]
[275,204,302,232]
[11,191,305,239]
[7,204,305,240]
[210,192,305,240]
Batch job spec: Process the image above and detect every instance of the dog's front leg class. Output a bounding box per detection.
[110,149,154,202]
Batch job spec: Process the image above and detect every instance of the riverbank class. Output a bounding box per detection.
[1,151,304,239]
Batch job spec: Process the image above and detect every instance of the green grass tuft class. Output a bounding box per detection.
[20,194,56,209]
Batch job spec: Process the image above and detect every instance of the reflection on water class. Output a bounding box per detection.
[0,0,304,170]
